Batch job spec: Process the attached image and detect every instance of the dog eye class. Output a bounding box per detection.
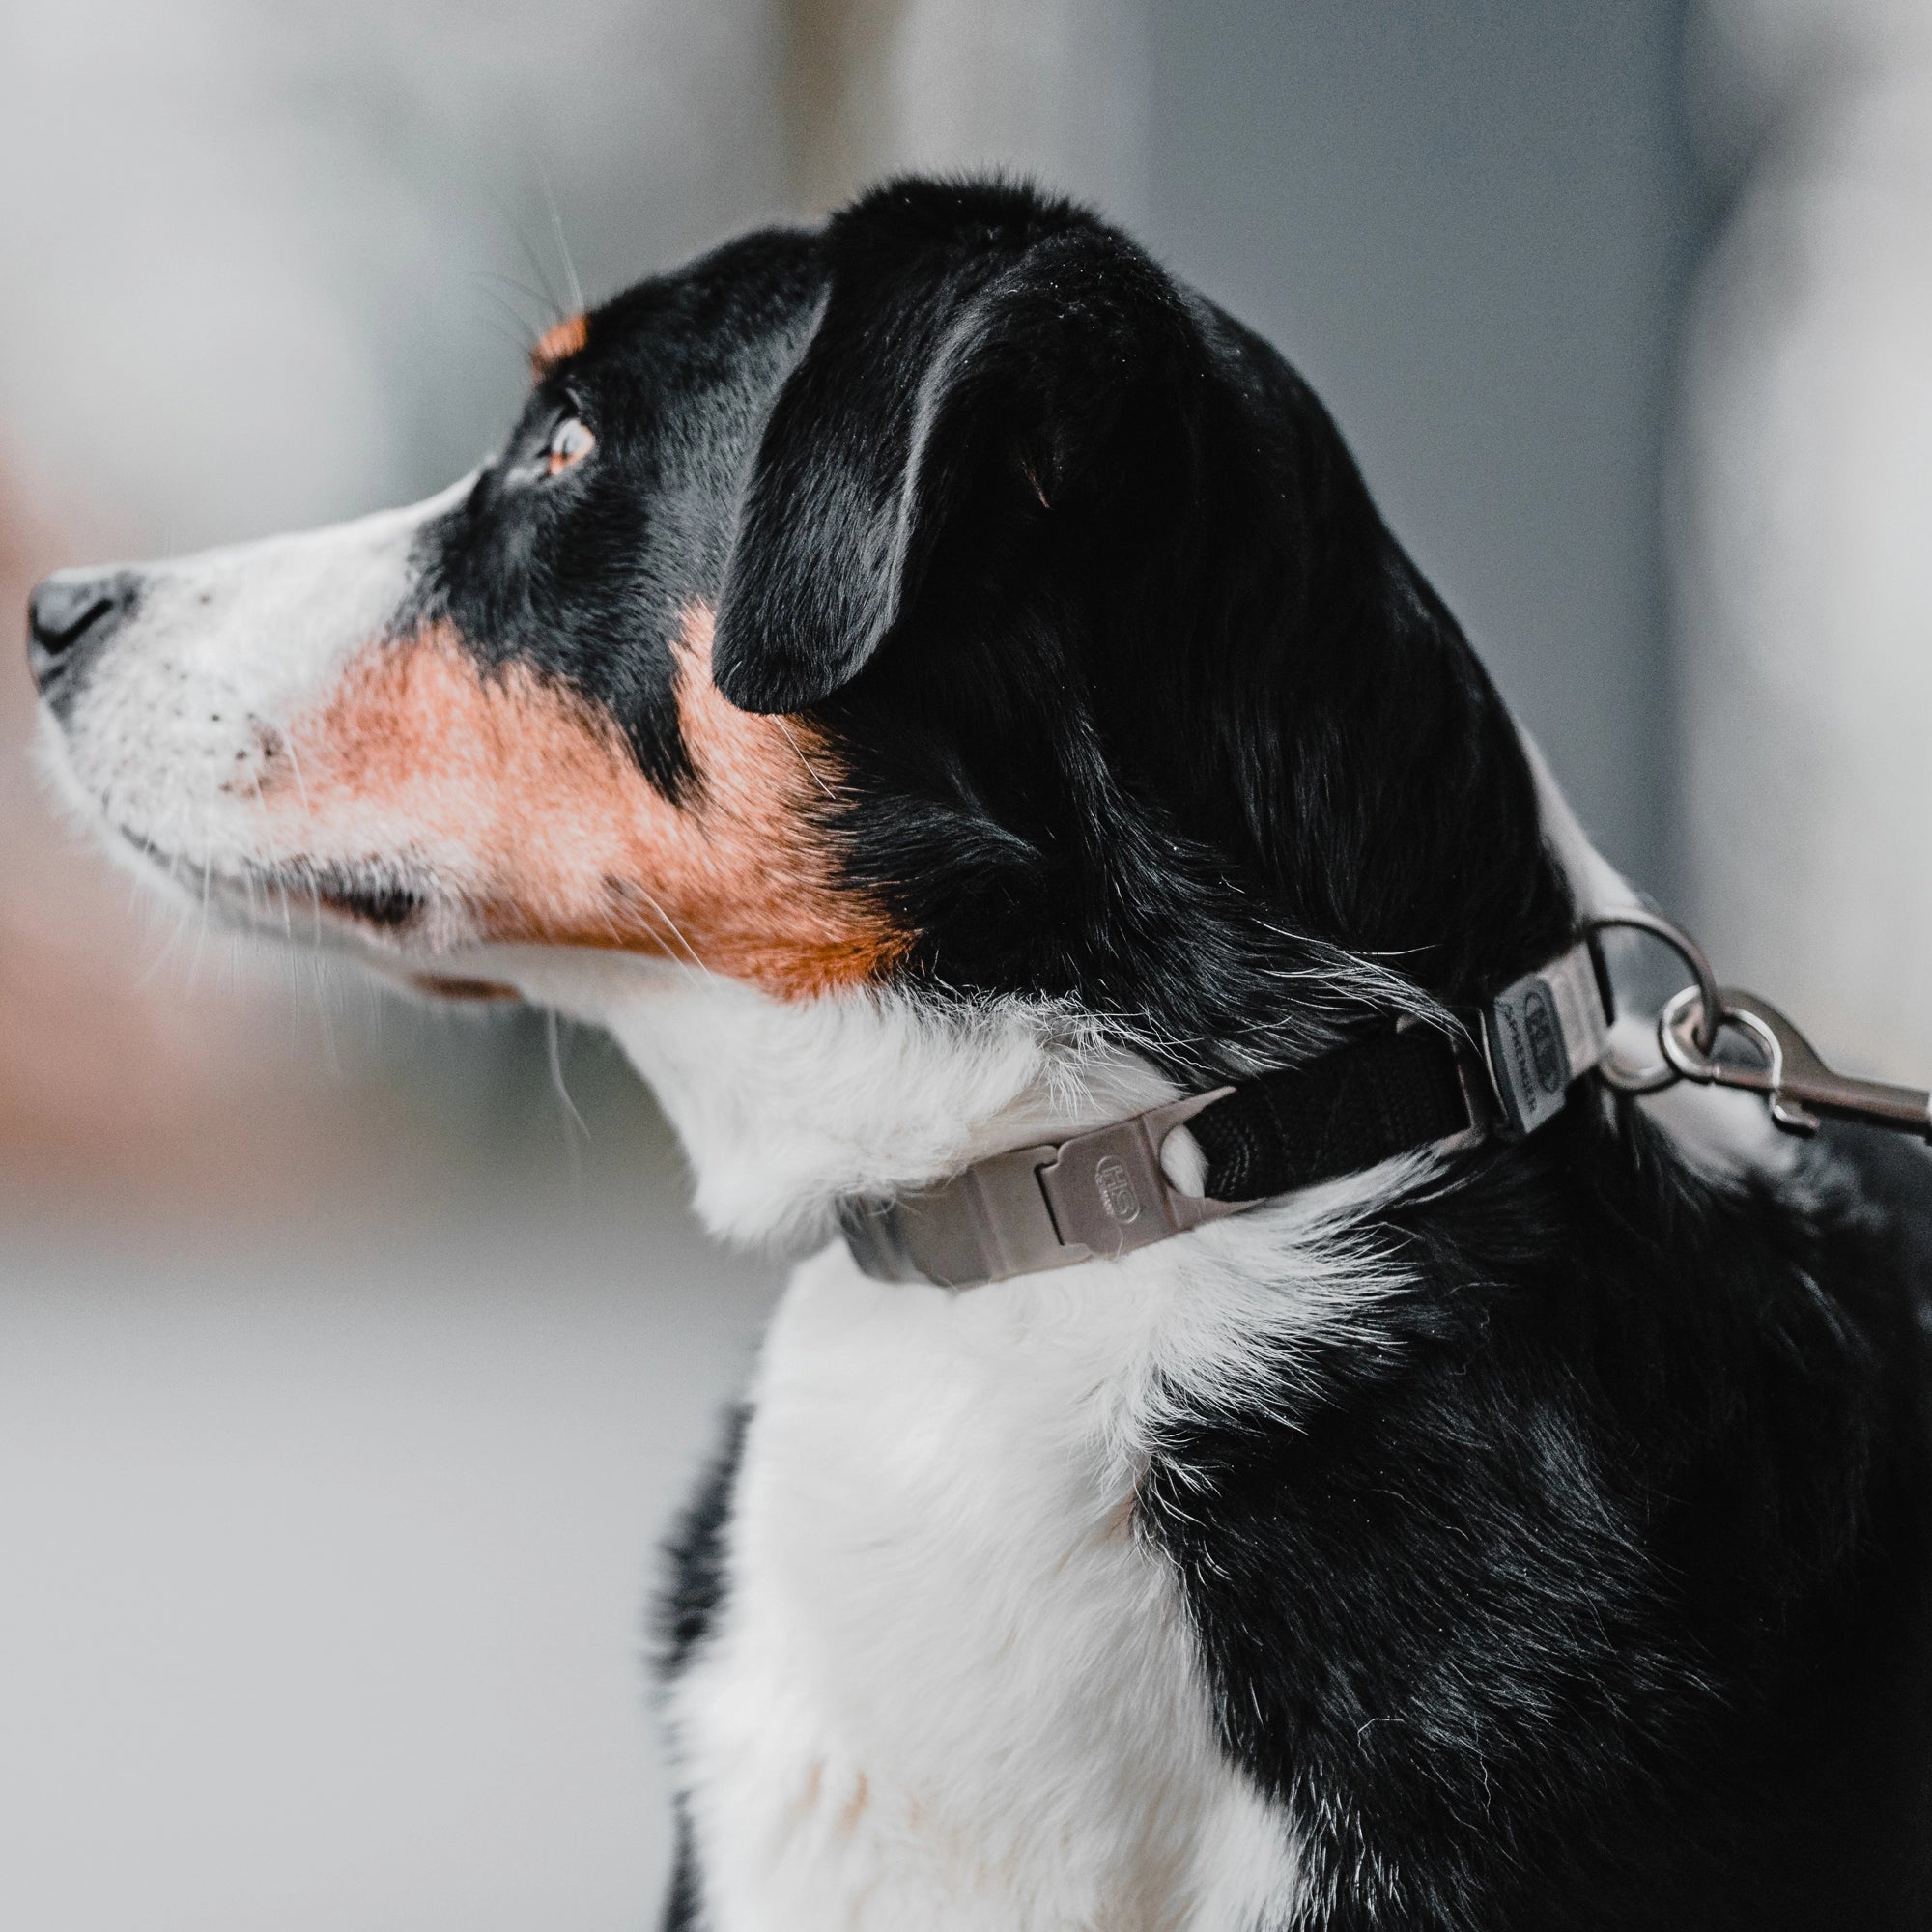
[545,415,596,477]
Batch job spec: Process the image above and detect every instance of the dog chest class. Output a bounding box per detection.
[665,1239,1303,1931]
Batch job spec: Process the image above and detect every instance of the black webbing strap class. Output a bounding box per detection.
[1190,1026,1478,1202]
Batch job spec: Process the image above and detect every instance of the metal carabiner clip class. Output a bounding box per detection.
[1659,985,1932,1141]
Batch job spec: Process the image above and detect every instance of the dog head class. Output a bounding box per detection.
[29,179,1574,1238]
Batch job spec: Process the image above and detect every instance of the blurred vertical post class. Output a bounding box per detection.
[1678,0,1932,1074]
[775,0,1147,220]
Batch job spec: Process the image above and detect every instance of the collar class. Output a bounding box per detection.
[841,939,1611,1289]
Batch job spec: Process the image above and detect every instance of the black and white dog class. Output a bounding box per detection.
[28,179,1932,1929]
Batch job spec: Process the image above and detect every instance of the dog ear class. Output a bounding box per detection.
[712,199,1194,713]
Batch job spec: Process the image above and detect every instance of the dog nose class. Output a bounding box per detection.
[26,567,139,698]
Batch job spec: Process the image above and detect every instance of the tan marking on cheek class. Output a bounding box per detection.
[279,612,907,998]
[530,312,588,376]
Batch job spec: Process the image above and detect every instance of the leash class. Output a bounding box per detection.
[840,911,1932,1290]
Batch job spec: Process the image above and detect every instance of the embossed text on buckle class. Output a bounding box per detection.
[1036,1087,1245,1261]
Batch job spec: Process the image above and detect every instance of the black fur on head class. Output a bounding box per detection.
[712,178,1574,1074]
[416,177,1574,1073]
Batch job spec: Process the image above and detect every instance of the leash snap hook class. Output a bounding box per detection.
[1659,984,1932,1141]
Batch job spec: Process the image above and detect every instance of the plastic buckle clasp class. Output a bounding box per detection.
[1035,1087,1243,1262]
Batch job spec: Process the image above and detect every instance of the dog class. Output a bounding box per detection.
[28,177,1932,1929]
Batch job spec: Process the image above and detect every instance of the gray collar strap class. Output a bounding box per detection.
[841,939,1611,1290]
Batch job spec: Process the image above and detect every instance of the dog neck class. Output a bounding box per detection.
[496,950,1178,1248]
[490,727,1791,1256]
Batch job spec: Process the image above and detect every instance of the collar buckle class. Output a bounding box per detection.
[1035,1087,1245,1263]
[840,1086,1244,1290]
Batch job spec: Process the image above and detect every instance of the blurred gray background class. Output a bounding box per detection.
[4,1,1926,1926]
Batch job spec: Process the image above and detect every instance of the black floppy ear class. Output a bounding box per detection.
[712,189,1193,713]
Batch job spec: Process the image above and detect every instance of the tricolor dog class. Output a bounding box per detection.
[28,180,1932,1929]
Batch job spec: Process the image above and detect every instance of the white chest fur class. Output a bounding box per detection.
[666,1237,1304,1932]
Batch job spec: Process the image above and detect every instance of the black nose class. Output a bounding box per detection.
[26,567,139,701]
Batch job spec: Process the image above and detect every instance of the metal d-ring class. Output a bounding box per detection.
[1583,909,1722,1094]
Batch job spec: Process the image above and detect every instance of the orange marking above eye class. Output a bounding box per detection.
[530,311,589,377]
[274,607,908,1000]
